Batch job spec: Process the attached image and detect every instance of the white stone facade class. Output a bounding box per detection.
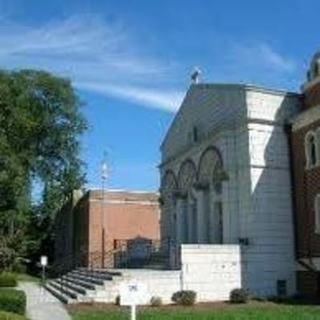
[94,245,241,304]
[160,84,301,297]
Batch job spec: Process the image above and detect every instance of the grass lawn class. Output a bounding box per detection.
[69,302,320,320]
[14,273,39,283]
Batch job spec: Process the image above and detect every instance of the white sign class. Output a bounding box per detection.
[40,256,48,267]
[119,280,148,306]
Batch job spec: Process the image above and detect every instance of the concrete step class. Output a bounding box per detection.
[61,275,97,290]
[64,272,104,286]
[55,278,88,295]
[49,280,93,303]
[143,264,167,270]
[44,282,75,304]
[72,269,113,281]
[77,268,122,277]
[49,280,79,300]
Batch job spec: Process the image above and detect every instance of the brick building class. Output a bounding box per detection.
[291,53,320,296]
[54,189,160,267]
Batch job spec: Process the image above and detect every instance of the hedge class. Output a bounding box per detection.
[230,288,249,303]
[0,274,17,288]
[172,290,196,306]
[0,311,28,320]
[0,290,26,315]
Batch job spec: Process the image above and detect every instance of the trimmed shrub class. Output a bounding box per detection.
[230,288,249,303]
[0,289,26,315]
[115,295,120,305]
[0,311,27,320]
[0,273,17,288]
[172,290,196,306]
[150,296,162,307]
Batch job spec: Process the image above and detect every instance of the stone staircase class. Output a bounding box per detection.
[45,268,123,304]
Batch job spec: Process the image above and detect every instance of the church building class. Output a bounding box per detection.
[160,53,320,297]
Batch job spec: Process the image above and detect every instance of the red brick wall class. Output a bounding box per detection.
[303,82,320,110]
[297,271,319,296]
[54,190,160,267]
[291,120,320,258]
[88,192,160,254]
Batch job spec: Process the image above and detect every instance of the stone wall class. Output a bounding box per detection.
[181,245,241,301]
[112,244,241,304]
[160,84,301,298]
[161,84,246,163]
[243,90,300,297]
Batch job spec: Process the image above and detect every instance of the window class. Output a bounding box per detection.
[305,131,318,168]
[315,194,320,234]
[277,280,287,297]
[192,126,198,143]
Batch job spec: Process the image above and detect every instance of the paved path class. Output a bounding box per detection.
[19,282,71,320]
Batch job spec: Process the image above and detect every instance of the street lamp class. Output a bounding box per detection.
[101,154,108,268]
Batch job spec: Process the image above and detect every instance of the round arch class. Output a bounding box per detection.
[198,146,223,185]
[177,159,197,193]
[161,170,178,192]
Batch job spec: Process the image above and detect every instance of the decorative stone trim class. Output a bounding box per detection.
[193,181,209,190]
[213,169,229,182]
[292,105,320,132]
[173,190,188,199]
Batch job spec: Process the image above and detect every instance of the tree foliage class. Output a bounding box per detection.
[0,69,87,269]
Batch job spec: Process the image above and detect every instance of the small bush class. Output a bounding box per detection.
[150,296,162,307]
[230,288,249,303]
[0,311,27,320]
[172,290,196,306]
[0,273,17,288]
[0,289,26,315]
[115,295,120,305]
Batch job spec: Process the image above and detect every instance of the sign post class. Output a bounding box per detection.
[119,280,148,320]
[131,304,136,320]
[40,256,48,285]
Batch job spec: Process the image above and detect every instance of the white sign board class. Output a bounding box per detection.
[40,256,48,267]
[119,280,148,306]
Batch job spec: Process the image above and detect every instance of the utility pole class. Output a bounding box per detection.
[101,152,108,268]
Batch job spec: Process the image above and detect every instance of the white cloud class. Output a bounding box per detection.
[77,81,183,112]
[230,42,296,73]
[0,14,298,110]
[258,44,295,72]
[0,15,183,112]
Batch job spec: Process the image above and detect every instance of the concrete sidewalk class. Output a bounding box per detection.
[19,282,71,320]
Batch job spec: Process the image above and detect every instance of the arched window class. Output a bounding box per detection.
[305,131,318,168]
[314,194,320,234]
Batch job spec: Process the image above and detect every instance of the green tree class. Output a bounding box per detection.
[0,69,87,269]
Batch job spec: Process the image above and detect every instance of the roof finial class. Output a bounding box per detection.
[191,67,202,84]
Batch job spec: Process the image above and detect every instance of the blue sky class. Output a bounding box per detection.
[0,0,319,191]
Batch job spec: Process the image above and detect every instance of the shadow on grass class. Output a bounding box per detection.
[267,295,320,306]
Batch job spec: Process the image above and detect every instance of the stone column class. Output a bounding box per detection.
[175,198,183,244]
[209,187,216,243]
[187,196,194,243]
[196,189,206,243]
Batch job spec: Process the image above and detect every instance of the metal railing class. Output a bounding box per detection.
[46,237,181,297]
